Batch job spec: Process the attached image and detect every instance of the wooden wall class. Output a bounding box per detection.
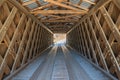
[67,0,120,79]
[0,0,53,79]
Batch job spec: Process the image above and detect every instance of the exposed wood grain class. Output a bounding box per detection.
[0,7,17,43]
[31,10,87,14]
[44,0,83,11]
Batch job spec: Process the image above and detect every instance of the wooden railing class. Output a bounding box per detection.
[67,0,120,79]
[0,0,53,79]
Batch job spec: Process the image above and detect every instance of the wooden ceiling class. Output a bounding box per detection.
[17,0,98,33]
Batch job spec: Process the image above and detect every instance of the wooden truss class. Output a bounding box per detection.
[0,0,120,80]
[67,0,120,79]
[0,0,53,79]
[16,0,97,32]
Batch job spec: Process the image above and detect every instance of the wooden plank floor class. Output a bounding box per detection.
[12,45,111,80]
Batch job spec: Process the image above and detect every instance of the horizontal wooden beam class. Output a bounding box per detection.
[41,19,79,22]
[48,25,72,28]
[39,14,81,20]
[31,10,87,14]
[38,14,61,19]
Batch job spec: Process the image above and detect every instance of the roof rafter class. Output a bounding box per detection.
[31,0,66,11]
[64,2,89,11]
[31,3,53,11]
[44,0,83,11]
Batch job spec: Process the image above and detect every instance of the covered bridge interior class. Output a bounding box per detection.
[0,0,120,80]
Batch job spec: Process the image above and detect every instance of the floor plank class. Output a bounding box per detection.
[11,45,111,80]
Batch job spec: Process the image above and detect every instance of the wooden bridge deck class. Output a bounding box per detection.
[11,45,113,80]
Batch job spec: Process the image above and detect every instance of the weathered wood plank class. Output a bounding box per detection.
[8,0,53,34]
[67,0,111,34]
[0,14,26,79]
[93,14,120,78]
[28,24,39,60]
[21,21,36,65]
[87,18,109,71]
[0,7,17,43]
[45,0,84,11]
[81,24,91,59]
[100,7,120,44]
[31,10,87,14]
[11,18,32,72]
[112,0,120,9]
[84,21,98,65]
